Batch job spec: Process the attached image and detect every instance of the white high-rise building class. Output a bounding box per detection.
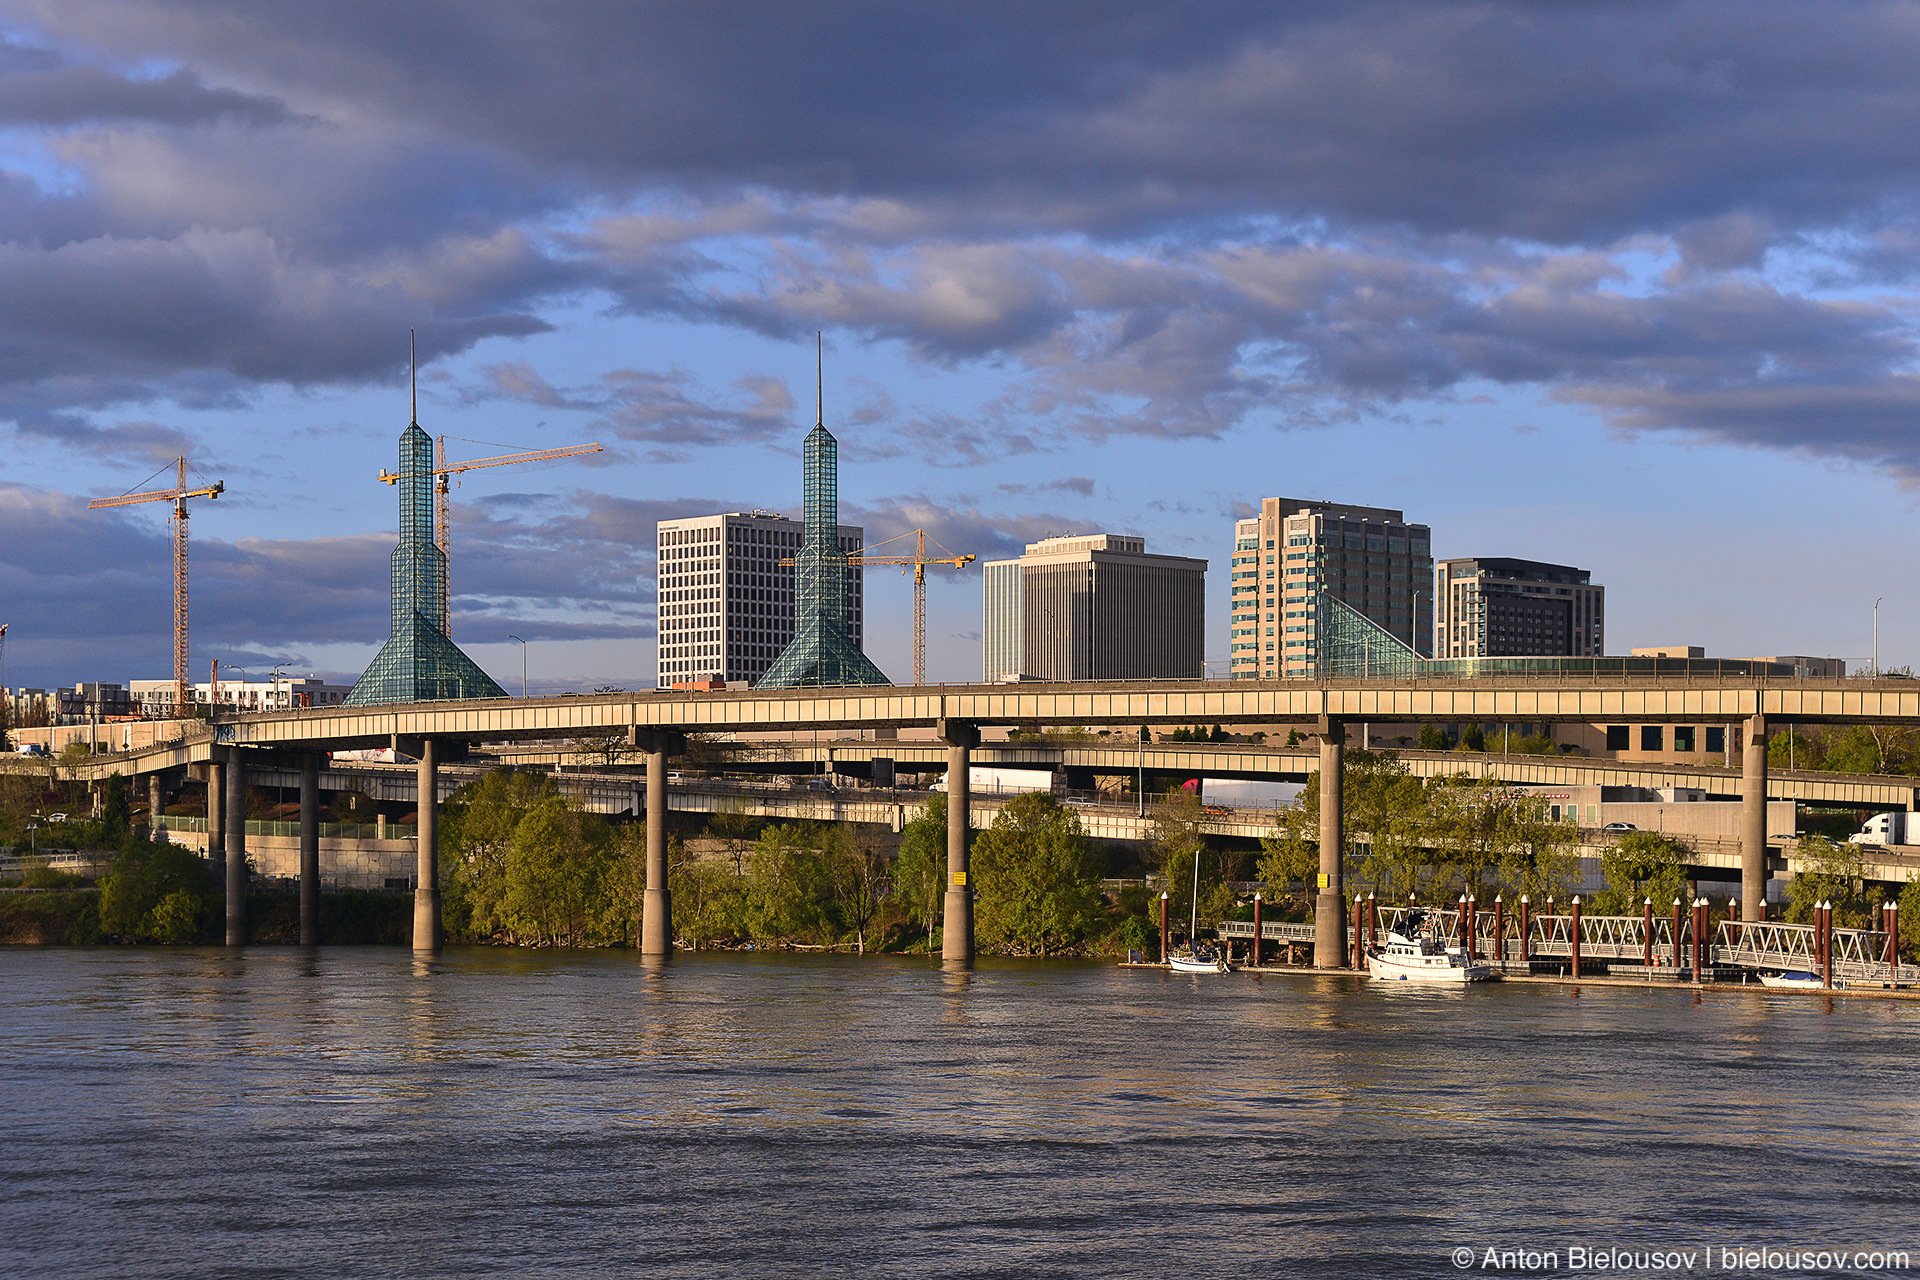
[656,511,863,688]
[1230,497,1433,679]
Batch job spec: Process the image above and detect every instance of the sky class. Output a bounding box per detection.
[2,1,1919,694]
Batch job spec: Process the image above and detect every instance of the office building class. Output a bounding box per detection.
[981,533,1205,681]
[129,677,351,718]
[1231,497,1432,679]
[1433,558,1604,659]
[657,511,864,689]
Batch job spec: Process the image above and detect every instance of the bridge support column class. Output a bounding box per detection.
[414,739,439,953]
[207,756,225,876]
[636,729,684,957]
[1314,721,1345,969]
[224,749,246,947]
[940,720,979,966]
[148,775,164,842]
[1741,713,1768,920]
[299,755,320,946]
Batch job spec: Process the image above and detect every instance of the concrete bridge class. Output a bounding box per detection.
[19,673,1920,966]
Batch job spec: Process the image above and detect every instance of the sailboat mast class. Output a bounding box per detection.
[1190,849,1201,942]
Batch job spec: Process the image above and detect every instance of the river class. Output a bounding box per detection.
[1,949,1916,1278]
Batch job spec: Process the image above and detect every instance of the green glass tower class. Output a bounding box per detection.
[344,362,507,706]
[756,340,890,689]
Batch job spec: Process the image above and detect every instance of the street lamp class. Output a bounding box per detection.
[269,663,289,711]
[1874,597,1883,676]
[507,635,527,698]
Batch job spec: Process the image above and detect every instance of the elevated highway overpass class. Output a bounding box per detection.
[19,672,1920,964]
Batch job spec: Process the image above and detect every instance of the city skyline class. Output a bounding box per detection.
[1,5,1916,691]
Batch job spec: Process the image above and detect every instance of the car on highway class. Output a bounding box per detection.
[1601,821,1637,833]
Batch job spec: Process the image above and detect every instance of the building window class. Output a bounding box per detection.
[1705,727,1726,754]
[1640,726,1664,751]
[1673,726,1696,752]
[1606,725,1629,751]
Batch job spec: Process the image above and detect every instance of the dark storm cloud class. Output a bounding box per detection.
[1,0,1918,476]
[26,0,1920,244]
[0,54,292,128]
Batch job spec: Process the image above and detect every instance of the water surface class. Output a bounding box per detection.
[1,949,1915,1278]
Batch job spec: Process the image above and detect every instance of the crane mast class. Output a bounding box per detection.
[782,528,976,684]
[88,457,224,717]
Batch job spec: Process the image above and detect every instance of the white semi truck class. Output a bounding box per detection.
[1186,777,1304,810]
[930,767,1059,796]
[1848,811,1920,846]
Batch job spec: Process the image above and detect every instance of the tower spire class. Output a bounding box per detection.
[816,330,823,426]
[409,329,418,426]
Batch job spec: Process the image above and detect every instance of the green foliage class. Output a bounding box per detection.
[98,840,217,943]
[1457,724,1486,752]
[1590,832,1691,915]
[1415,723,1449,751]
[893,796,947,948]
[1784,835,1877,927]
[745,824,838,944]
[439,768,640,946]
[971,793,1103,955]
[820,824,889,952]
[100,775,131,847]
[671,857,749,948]
[0,889,105,944]
[1255,754,1576,907]
[1768,724,1920,777]
[1900,879,1920,954]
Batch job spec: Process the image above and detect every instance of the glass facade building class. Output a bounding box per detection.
[344,422,507,706]
[757,420,890,688]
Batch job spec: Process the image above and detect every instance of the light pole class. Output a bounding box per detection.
[269,663,289,711]
[507,635,527,698]
[1874,597,1883,676]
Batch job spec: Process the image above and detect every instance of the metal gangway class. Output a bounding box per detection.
[1362,902,1918,985]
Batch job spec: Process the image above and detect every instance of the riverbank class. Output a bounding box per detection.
[0,888,412,946]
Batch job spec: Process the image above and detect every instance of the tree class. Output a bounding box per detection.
[672,856,748,948]
[1150,789,1211,935]
[745,824,834,944]
[1590,832,1690,915]
[1256,798,1319,917]
[440,768,563,942]
[99,774,132,849]
[893,797,947,950]
[1416,723,1449,751]
[972,793,1103,955]
[821,824,888,953]
[1784,835,1876,927]
[99,840,217,943]
[499,797,623,946]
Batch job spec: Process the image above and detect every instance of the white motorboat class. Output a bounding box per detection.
[1366,919,1495,983]
[1758,970,1832,989]
[1169,951,1231,974]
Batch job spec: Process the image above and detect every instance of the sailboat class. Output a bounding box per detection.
[1169,846,1230,973]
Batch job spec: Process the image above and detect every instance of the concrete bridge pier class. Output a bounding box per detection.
[414,739,440,953]
[1314,719,1346,969]
[1742,713,1768,920]
[207,756,225,877]
[636,729,684,957]
[299,754,320,946]
[224,748,247,946]
[940,719,979,966]
[147,775,164,841]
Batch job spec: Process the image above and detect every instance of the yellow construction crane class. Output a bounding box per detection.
[380,437,602,634]
[88,458,225,717]
[785,528,976,685]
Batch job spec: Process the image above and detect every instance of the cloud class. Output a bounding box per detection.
[0,56,293,128]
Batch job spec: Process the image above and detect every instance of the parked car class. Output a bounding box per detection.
[1601,821,1637,833]
[45,812,71,824]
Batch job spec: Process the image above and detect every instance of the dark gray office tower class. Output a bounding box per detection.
[1434,557,1604,658]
